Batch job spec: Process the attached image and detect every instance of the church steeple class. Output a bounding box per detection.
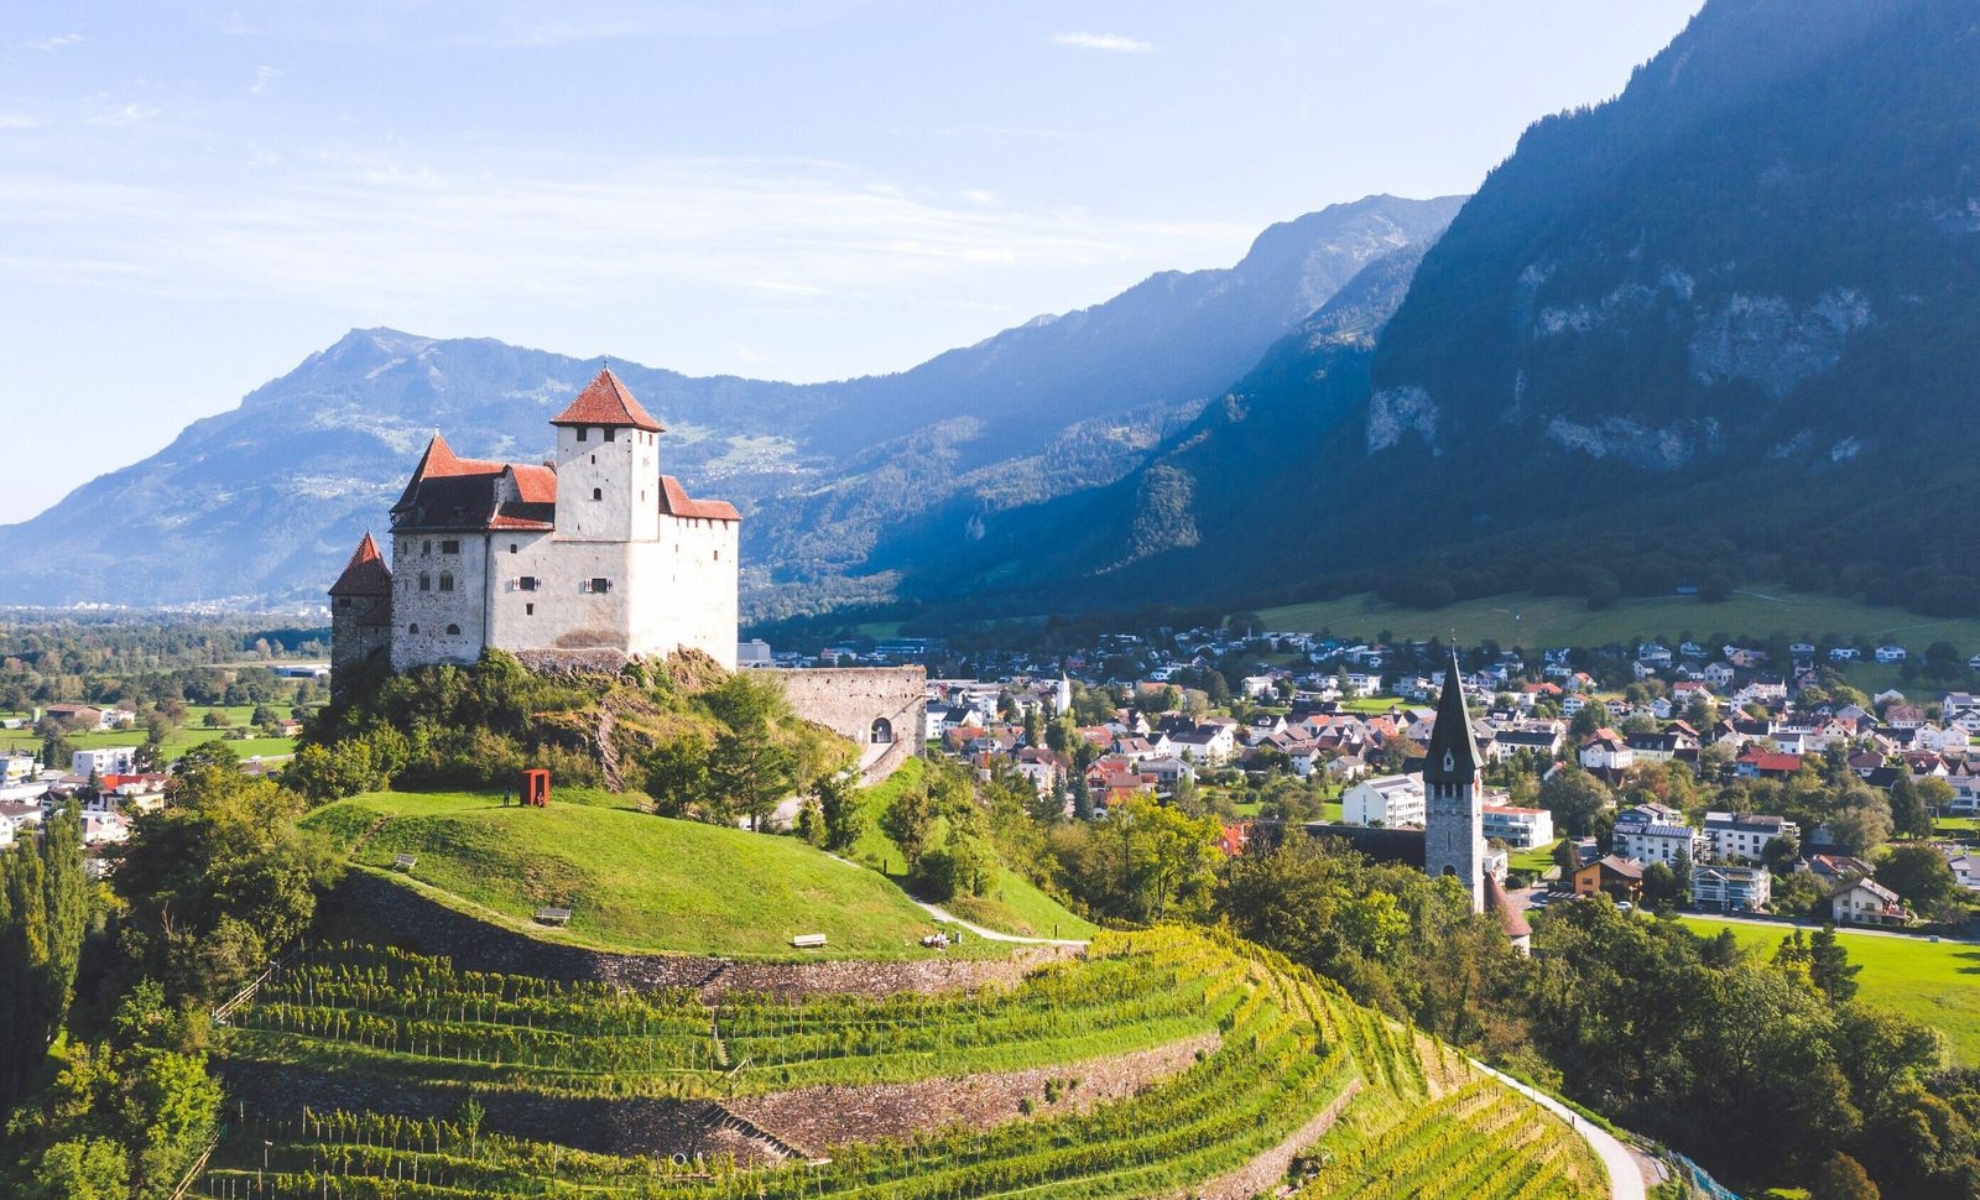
[1423,647,1485,912]
[1424,649,1481,786]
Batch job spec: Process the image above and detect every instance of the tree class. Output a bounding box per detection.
[816,771,862,852]
[642,731,712,818]
[1810,1152,1881,1200]
[1826,797,1894,859]
[1808,925,1862,1003]
[1878,844,1961,920]
[27,1138,129,1200]
[1538,767,1613,837]
[882,787,934,872]
[1888,774,1933,841]
[0,803,89,1110]
[706,729,797,832]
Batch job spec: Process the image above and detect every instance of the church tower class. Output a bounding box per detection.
[1423,649,1484,912]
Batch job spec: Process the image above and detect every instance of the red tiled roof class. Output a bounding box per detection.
[329,533,393,596]
[1483,874,1531,939]
[659,475,740,522]
[551,369,664,432]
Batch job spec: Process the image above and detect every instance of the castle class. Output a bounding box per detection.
[330,370,740,693]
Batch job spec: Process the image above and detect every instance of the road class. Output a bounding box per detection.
[1675,909,1972,943]
[1472,1062,1647,1200]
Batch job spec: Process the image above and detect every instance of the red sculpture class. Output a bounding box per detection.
[520,768,551,808]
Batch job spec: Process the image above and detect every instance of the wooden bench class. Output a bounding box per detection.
[534,907,573,926]
[790,933,828,949]
[393,854,417,872]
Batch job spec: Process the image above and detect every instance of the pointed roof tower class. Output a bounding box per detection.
[1424,649,1482,786]
[329,532,393,597]
[551,368,664,432]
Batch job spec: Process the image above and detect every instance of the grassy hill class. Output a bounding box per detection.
[304,789,959,959]
[1682,916,1980,1064]
[1259,586,1980,652]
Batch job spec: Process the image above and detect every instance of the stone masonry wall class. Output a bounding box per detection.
[727,1032,1220,1156]
[777,667,926,781]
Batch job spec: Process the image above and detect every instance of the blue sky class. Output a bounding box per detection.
[0,0,1702,522]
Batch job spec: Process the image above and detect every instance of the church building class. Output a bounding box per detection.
[330,369,739,695]
[1423,651,1531,951]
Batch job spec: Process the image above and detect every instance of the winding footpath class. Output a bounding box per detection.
[913,899,1091,946]
[1472,1063,1646,1200]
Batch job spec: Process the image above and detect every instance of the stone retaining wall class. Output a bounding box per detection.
[334,869,1078,1001]
[728,1032,1221,1156]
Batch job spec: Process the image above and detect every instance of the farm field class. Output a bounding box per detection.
[1258,586,1980,652]
[0,702,301,763]
[1681,916,1980,1064]
[303,789,972,960]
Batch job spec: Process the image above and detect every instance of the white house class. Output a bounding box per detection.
[1875,644,1908,664]
[1578,731,1634,772]
[1341,774,1426,828]
[1831,878,1908,926]
[1693,864,1771,912]
[71,747,138,778]
[1703,811,1798,862]
[1481,805,1554,849]
[1613,804,1702,866]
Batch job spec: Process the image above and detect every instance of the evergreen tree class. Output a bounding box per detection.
[0,803,89,1109]
[816,771,862,852]
[1808,925,1861,1003]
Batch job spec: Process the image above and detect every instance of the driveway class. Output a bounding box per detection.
[1472,1062,1647,1200]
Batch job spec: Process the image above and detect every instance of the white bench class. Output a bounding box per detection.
[534,907,573,926]
[393,854,416,871]
[790,933,828,949]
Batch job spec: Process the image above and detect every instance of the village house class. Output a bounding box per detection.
[1830,878,1910,926]
[1341,774,1427,829]
[1572,856,1645,904]
[1692,864,1771,912]
[1704,811,1798,862]
[1481,805,1554,849]
[1613,803,1703,866]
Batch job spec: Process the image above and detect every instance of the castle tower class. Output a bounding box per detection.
[1423,649,1484,912]
[328,532,393,702]
[551,368,665,543]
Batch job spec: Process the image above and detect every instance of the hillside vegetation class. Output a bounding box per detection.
[197,927,1605,1199]
[304,790,956,960]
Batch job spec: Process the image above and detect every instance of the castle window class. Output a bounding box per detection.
[336,597,351,609]
[518,576,538,591]
[509,543,518,554]
[591,455,596,465]
[604,428,616,442]
[576,427,588,442]
[713,549,719,561]
[583,577,612,594]
[592,488,603,501]
[422,540,431,555]
[441,539,460,554]
[418,573,431,592]
[445,623,460,635]
[525,603,535,616]
[438,572,454,592]
[408,623,420,634]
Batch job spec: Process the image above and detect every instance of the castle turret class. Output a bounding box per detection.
[328,532,393,701]
[1423,649,1484,912]
[551,368,664,543]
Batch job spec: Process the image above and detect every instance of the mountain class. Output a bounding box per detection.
[891,0,1980,621]
[0,194,1463,610]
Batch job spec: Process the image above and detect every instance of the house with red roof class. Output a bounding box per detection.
[330,369,740,690]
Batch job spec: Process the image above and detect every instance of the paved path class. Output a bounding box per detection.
[1472,1063,1646,1200]
[913,900,1090,947]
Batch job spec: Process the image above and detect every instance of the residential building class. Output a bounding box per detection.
[1613,804,1703,866]
[1830,878,1909,926]
[72,747,139,778]
[1572,856,1645,904]
[1341,774,1427,829]
[1692,864,1771,912]
[1481,805,1554,849]
[1703,812,1798,861]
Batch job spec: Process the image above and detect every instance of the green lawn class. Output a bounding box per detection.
[1509,839,1563,876]
[1681,916,1980,1064]
[0,702,299,765]
[1259,586,1980,652]
[847,758,1100,940]
[304,789,968,960]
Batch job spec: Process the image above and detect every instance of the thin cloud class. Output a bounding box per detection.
[250,66,286,95]
[23,33,82,52]
[1051,32,1153,54]
[0,114,44,130]
[86,103,160,127]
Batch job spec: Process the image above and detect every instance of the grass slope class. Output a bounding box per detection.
[1259,586,1980,651]
[846,759,1101,940]
[1682,916,1980,1064]
[305,790,959,959]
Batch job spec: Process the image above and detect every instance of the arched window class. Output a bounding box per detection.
[445,623,461,635]
[870,718,894,745]
[1441,865,1457,878]
[438,572,454,593]
[418,573,431,592]
[408,623,420,634]
[592,487,603,501]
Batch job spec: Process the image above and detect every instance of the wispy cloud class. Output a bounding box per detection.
[0,114,43,130]
[86,103,160,127]
[250,65,286,95]
[0,151,1251,318]
[1051,32,1153,54]
[22,33,82,52]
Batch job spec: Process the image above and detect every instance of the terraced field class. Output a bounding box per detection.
[196,928,1606,1200]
